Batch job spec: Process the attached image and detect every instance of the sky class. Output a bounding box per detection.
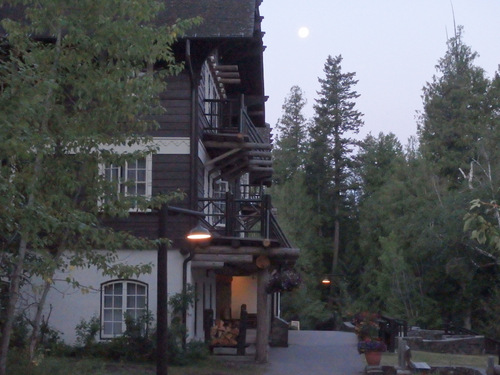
[260,0,500,144]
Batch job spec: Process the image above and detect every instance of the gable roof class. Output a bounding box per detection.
[161,0,260,38]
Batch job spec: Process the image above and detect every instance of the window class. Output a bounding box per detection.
[201,61,220,128]
[210,179,228,227]
[101,280,148,338]
[102,155,152,209]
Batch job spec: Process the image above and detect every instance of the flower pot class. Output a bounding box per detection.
[364,351,382,366]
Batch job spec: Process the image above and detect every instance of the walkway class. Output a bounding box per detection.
[264,330,365,375]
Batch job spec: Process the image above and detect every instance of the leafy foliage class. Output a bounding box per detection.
[0,1,199,372]
[273,26,500,336]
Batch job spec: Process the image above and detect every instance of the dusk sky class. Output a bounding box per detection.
[260,0,500,145]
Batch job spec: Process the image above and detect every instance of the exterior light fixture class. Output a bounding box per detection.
[321,276,331,285]
[186,223,212,241]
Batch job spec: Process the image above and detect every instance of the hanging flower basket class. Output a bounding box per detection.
[266,267,302,294]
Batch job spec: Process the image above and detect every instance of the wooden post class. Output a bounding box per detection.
[255,268,270,363]
[157,204,169,375]
[261,194,271,238]
[237,304,248,355]
[225,191,234,236]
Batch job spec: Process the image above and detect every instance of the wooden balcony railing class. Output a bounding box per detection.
[203,95,265,144]
[197,192,291,248]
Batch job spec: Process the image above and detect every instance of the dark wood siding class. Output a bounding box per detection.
[148,72,192,138]
[101,211,193,248]
[101,212,160,240]
[152,154,190,196]
[152,153,194,245]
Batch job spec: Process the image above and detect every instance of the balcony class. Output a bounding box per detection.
[201,95,272,186]
[197,188,291,249]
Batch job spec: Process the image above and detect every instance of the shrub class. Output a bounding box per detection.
[75,315,100,348]
[10,314,30,349]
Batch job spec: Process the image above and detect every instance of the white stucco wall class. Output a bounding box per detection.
[189,268,216,341]
[231,276,257,318]
[22,249,186,345]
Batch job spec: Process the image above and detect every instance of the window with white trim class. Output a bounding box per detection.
[203,177,229,227]
[101,280,148,338]
[201,60,220,128]
[102,155,152,210]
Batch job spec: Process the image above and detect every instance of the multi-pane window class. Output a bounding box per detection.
[101,280,148,338]
[102,155,152,209]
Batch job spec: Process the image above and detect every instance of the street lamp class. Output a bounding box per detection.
[321,274,345,285]
[321,275,332,285]
[186,223,212,240]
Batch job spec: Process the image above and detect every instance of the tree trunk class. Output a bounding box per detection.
[29,279,52,361]
[0,238,28,375]
[332,216,340,272]
[331,202,340,286]
[0,149,43,375]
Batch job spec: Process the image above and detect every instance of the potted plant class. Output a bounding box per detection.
[353,312,387,366]
[266,267,301,294]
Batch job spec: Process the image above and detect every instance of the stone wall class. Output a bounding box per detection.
[404,329,485,355]
[381,366,482,375]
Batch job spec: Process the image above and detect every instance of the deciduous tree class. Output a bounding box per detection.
[0,1,196,372]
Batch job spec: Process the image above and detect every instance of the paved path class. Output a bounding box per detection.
[264,330,365,375]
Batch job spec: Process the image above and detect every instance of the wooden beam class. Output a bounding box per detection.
[205,148,242,167]
[194,246,300,258]
[217,72,240,79]
[203,141,272,150]
[193,254,253,263]
[220,165,249,181]
[248,159,273,166]
[191,261,225,268]
[214,153,247,171]
[248,166,274,173]
[216,65,238,71]
[220,78,241,85]
[247,111,265,117]
[246,151,272,158]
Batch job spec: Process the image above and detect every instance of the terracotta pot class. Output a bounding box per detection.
[364,351,382,366]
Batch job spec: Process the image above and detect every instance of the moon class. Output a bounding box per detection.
[298,26,310,38]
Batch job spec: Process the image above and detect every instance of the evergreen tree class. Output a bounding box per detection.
[417,26,500,329]
[418,26,489,188]
[273,85,308,183]
[355,132,404,200]
[271,87,327,328]
[306,55,363,276]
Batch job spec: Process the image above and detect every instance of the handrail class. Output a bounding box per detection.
[202,96,265,145]
[197,194,291,247]
[239,107,264,144]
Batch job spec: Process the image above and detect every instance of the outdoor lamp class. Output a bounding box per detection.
[321,275,331,285]
[186,223,212,240]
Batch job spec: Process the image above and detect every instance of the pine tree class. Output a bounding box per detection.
[273,85,308,184]
[418,26,489,188]
[306,55,363,275]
